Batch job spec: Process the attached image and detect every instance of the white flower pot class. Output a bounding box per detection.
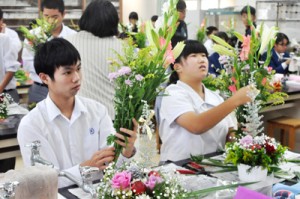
[237,164,268,182]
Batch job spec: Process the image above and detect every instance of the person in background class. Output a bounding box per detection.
[151,15,158,28]
[0,8,22,54]
[18,38,138,188]
[0,34,20,172]
[127,11,139,33]
[240,5,256,36]
[204,26,218,56]
[159,40,252,162]
[208,31,229,76]
[261,32,290,74]
[171,0,188,47]
[22,0,76,104]
[66,0,123,119]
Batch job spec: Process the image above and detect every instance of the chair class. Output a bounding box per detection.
[267,117,300,150]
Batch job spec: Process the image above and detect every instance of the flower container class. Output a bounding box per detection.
[237,164,267,182]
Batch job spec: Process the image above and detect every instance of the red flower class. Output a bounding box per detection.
[131,181,146,195]
[148,171,160,177]
[265,143,276,154]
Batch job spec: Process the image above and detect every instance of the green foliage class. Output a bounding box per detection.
[14,70,29,84]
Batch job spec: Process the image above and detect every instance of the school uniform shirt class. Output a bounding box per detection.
[1,27,22,53]
[17,95,130,188]
[204,38,214,56]
[159,81,234,162]
[0,34,20,90]
[261,48,290,74]
[22,24,77,83]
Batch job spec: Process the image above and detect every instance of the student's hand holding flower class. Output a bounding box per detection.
[116,118,138,158]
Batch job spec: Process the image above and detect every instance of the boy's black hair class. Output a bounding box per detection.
[240,5,256,16]
[34,38,81,80]
[79,0,119,38]
[177,0,187,11]
[151,15,158,22]
[0,8,3,20]
[129,12,138,20]
[41,0,65,14]
[275,32,290,45]
[169,40,208,85]
[206,26,218,36]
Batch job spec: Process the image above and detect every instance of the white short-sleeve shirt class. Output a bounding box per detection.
[159,81,234,161]
[18,95,125,188]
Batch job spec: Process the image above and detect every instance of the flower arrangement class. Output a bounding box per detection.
[19,16,56,52]
[225,76,287,171]
[202,8,288,130]
[98,162,187,199]
[0,93,13,120]
[107,0,185,160]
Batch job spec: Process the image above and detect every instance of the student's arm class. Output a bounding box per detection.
[176,86,251,134]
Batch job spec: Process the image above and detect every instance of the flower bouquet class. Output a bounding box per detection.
[196,18,206,43]
[107,0,185,160]
[19,15,56,52]
[202,8,288,132]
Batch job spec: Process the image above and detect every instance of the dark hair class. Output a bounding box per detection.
[206,26,218,36]
[129,12,138,20]
[0,8,3,19]
[240,5,256,16]
[177,0,186,11]
[41,0,65,14]
[275,32,289,45]
[169,40,208,85]
[79,0,119,38]
[34,38,81,80]
[151,15,158,22]
[214,31,229,43]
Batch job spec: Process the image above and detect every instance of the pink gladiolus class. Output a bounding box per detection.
[231,77,237,84]
[228,85,236,93]
[145,175,162,190]
[240,35,251,61]
[159,37,175,65]
[111,171,131,190]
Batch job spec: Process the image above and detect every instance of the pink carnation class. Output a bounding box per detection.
[135,74,144,81]
[118,66,131,76]
[228,85,236,93]
[125,79,133,87]
[239,135,253,146]
[111,171,131,190]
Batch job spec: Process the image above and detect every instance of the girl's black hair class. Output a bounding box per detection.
[275,32,289,45]
[79,0,119,38]
[34,38,81,80]
[168,40,208,85]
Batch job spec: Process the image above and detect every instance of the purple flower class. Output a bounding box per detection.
[108,72,119,82]
[135,74,144,81]
[111,171,131,189]
[125,79,133,87]
[118,66,131,76]
[145,175,162,190]
[239,135,253,146]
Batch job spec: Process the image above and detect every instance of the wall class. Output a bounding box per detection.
[122,0,158,24]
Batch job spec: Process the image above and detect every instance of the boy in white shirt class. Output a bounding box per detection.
[18,38,137,188]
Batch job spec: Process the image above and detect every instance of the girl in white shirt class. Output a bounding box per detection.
[159,40,252,161]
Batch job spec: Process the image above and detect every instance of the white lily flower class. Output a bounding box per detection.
[258,24,278,55]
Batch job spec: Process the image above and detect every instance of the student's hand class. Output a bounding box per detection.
[285,59,291,65]
[232,86,253,106]
[116,118,138,158]
[80,147,115,170]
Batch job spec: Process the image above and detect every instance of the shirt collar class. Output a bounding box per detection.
[45,95,88,122]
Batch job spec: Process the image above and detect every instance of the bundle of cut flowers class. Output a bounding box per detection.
[19,15,56,52]
[196,18,206,44]
[0,93,14,120]
[107,0,185,160]
[97,162,254,199]
[202,7,288,131]
[225,76,287,171]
